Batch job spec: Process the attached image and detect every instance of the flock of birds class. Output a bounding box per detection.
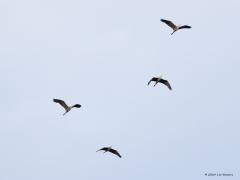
[53,18,191,158]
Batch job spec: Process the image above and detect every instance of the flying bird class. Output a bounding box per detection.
[97,146,122,158]
[161,19,191,35]
[148,76,172,90]
[53,99,81,115]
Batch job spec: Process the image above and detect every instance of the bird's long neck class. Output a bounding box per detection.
[63,107,71,115]
[171,30,177,35]
[154,77,161,86]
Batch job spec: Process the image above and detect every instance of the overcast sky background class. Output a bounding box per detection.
[0,0,240,179]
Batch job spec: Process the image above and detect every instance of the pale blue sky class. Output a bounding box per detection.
[0,0,239,179]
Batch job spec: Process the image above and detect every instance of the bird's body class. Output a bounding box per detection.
[161,19,191,35]
[97,146,122,158]
[148,76,172,90]
[53,99,81,115]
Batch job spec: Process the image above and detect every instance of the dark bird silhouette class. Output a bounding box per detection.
[161,19,191,35]
[53,99,81,115]
[97,146,122,158]
[148,76,172,90]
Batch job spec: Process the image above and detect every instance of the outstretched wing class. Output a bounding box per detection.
[96,147,108,152]
[179,25,191,29]
[159,79,172,90]
[73,104,81,108]
[53,99,69,110]
[147,77,158,85]
[161,19,177,30]
[109,149,122,158]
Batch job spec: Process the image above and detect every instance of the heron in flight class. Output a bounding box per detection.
[148,76,172,90]
[53,99,81,115]
[161,19,191,35]
[97,146,122,158]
